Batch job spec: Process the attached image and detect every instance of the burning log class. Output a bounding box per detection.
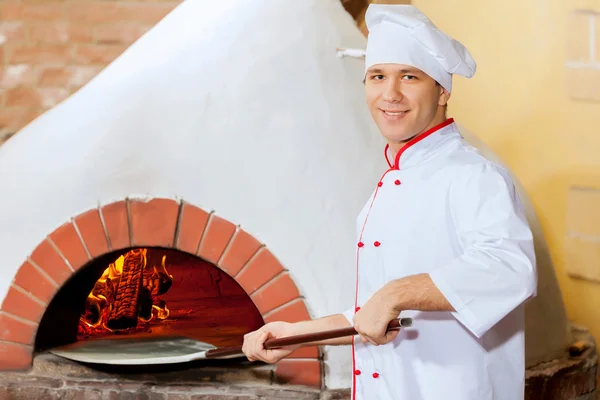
[106,249,147,330]
[81,295,104,327]
[91,269,117,303]
[140,255,173,321]
[146,255,173,296]
[79,248,174,337]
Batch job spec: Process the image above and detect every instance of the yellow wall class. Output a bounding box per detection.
[413,0,600,343]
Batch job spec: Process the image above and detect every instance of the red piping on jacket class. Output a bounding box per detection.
[384,118,454,170]
[351,117,454,399]
[352,167,388,400]
[384,146,393,169]
[352,197,376,399]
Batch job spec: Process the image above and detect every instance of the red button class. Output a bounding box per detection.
[355,370,362,375]
[374,241,381,247]
[355,306,361,312]
[377,181,383,187]
[357,242,364,247]
[372,372,379,378]
[394,180,401,185]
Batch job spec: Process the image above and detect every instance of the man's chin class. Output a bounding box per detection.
[382,130,417,144]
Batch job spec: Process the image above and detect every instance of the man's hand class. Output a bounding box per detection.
[242,314,353,363]
[353,273,455,346]
[353,282,401,346]
[242,321,300,364]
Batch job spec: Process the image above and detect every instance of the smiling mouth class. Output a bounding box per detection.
[381,109,409,117]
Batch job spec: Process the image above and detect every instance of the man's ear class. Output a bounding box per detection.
[438,87,451,106]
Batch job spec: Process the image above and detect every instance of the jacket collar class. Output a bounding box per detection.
[384,118,461,170]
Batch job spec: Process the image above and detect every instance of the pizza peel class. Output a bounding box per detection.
[49,317,412,365]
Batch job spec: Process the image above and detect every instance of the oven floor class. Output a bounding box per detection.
[0,353,351,400]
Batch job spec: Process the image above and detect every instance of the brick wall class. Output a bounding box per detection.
[0,0,182,145]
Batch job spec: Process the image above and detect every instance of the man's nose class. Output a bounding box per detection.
[382,81,404,103]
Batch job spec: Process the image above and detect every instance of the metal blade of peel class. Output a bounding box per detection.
[49,336,235,365]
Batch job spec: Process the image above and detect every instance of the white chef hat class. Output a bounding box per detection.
[364,4,476,93]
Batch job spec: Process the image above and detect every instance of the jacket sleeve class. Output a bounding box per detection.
[342,307,355,325]
[428,162,537,338]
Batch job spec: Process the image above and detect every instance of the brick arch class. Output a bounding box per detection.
[0,197,322,388]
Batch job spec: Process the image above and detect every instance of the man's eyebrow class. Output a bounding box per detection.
[366,68,384,74]
[399,68,422,74]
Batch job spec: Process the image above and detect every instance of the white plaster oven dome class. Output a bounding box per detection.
[0,0,570,390]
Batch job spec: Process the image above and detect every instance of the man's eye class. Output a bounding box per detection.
[403,75,417,80]
[371,75,385,80]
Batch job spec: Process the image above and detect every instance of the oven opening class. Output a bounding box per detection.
[35,247,264,355]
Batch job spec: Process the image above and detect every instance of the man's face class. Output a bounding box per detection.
[365,64,450,144]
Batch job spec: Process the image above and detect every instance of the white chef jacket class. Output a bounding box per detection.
[342,118,537,400]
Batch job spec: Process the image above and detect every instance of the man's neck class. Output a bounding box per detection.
[388,112,448,156]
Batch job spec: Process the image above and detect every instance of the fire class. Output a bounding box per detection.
[79,248,174,334]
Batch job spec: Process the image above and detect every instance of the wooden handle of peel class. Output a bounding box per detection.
[205,317,413,359]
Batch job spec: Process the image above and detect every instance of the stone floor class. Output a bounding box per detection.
[0,353,350,400]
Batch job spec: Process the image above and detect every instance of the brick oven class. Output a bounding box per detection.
[1,198,344,398]
[0,0,597,399]
[29,202,287,357]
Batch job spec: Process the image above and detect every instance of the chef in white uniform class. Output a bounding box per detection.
[242,4,537,400]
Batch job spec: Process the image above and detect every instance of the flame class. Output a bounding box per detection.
[153,255,171,320]
[154,304,170,320]
[79,248,173,335]
[81,294,105,328]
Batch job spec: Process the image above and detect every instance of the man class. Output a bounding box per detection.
[242,4,537,400]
